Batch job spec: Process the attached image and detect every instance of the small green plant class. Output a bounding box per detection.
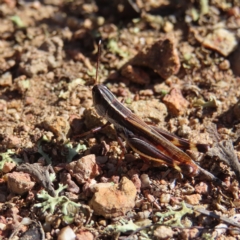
[107,39,128,58]
[10,15,25,28]
[104,202,194,238]
[193,96,221,108]
[0,150,22,171]
[105,219,149,238]
[155,202,193,227]
[34,184,82,224]
[64,143,87,163]
[106,219,139,233]
[202,233,214,240]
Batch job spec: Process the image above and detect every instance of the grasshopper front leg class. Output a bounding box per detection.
[74,122,111,139]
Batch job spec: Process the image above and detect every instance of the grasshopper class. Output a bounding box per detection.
[81,41,224,187]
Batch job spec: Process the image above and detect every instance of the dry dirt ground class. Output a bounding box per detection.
[0,0,240,239]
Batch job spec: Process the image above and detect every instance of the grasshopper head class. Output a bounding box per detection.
[92,84,116,117]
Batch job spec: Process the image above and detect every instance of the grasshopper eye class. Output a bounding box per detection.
[92,84,116,104]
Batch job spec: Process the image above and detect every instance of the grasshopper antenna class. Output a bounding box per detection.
[95,39,102,85]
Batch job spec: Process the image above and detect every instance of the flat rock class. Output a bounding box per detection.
[202,28,237,57]
[128,99,167,124]
[127,37,180,79]
[89,177,137,218]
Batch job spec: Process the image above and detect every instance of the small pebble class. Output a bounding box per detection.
[57,226,75,240]
[159,193,171,204]
[140,174,151,189]
[154,226,174,239]
[219,60,230,70]
[2,162,16,173]
[163,88,189,116]
[184,194,202,205]
[163,21,174,32]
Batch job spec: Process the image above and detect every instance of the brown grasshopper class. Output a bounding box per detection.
[80,41,224,187]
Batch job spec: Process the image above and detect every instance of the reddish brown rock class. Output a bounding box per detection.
[7,172,35,195]
[89,177,137,218]
[163,88,189,116]
[66,154,101,184]
[184,194,202,205]
[128,37,180,79]
[2,162,16,173]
